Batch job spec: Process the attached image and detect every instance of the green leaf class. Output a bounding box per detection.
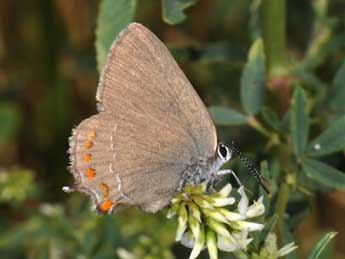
[240,38,265,115]
[290,86,309,157]
[302,159,345,189]
[307,116,345,157]
[96,0,137,72]
[261,107,281,131]
[0,102,20,144]
[281,224,297,259]
[258,214,277,245]
[259,161,271,214]
[328,61,345,111]
[208,106,248,125]
[307,232,337,259]
[162,0,198,25]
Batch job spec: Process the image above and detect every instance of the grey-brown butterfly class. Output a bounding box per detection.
[64,23,267,215]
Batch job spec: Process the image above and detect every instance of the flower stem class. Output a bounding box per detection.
[262,0,290,113]
[275,181,290,245]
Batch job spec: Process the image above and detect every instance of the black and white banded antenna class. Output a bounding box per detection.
[227,143,271,195]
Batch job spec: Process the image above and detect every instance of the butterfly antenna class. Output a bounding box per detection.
[227,143,271,195]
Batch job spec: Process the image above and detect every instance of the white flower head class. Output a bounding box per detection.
[169,180,267,259]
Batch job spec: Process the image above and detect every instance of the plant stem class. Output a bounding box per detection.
[262,0,288,81]
[275,181,290,245]
[262,0,290,113]
[233,250,249,259]
[248,116,272,138]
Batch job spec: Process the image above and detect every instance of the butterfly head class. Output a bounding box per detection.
[217,143,232,163]
[217,142,271,194]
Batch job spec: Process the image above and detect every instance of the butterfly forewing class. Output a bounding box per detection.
[96,23,217,158]
[68,23,217,214]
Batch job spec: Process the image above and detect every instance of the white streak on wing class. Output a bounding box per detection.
[110,136,113,149]
[116,173,122,191]
[116,173,131,201]
[109,163,114,173]
[110,123,118,153]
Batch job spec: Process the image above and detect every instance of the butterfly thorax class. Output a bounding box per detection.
[178,152,228,190]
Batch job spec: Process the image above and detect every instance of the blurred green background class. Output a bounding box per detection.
[0,0,344,258]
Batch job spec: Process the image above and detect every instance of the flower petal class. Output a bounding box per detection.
[181,231,195,248]
[233,230,250,250]
[215,183,232,198]
[217,234,239,252]
[210,197,236,207]
[277,242,298,257]
[237,186,248,217]
[235,221,265,232]
[246,196,265,218]
[219,208,244,221]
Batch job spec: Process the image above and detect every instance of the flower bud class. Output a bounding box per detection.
[193,181,208,193]
[206,218,231,238]
[189,224,205,259]
[206,229,218,259]
[175,203,188,241]
[202,208,229,224]
[188,213,201,242]
[167,199,181,219]
[188,202,202,223]
[218,208,244,221]
[193,195,214,209]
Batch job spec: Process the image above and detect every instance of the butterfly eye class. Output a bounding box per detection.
[218,144,228,159]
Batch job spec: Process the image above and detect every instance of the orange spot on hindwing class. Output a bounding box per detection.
[88,131,96,139]
[85,168,95,179]
[99,200,113,212]
[84,153,91,162]
[98,183,113,213]
[85,140,92,148]
[99,183,109,199]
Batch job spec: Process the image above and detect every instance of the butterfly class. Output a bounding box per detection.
[64,23,268,215]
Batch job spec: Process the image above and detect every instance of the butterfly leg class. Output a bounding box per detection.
[216,169,243,186]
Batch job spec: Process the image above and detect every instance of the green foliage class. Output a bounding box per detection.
[0,102,20,144]
[240,39,265,115]
[96,0,137,72]
[0,168,37,205]
[162,0,199,25]
[307,115,345,157]
[1,0,344,258]
[302,159,345,190]
[328,61,345,111]
[290,86,309,157]
[307,232,337,259]
[208,106,248,125]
